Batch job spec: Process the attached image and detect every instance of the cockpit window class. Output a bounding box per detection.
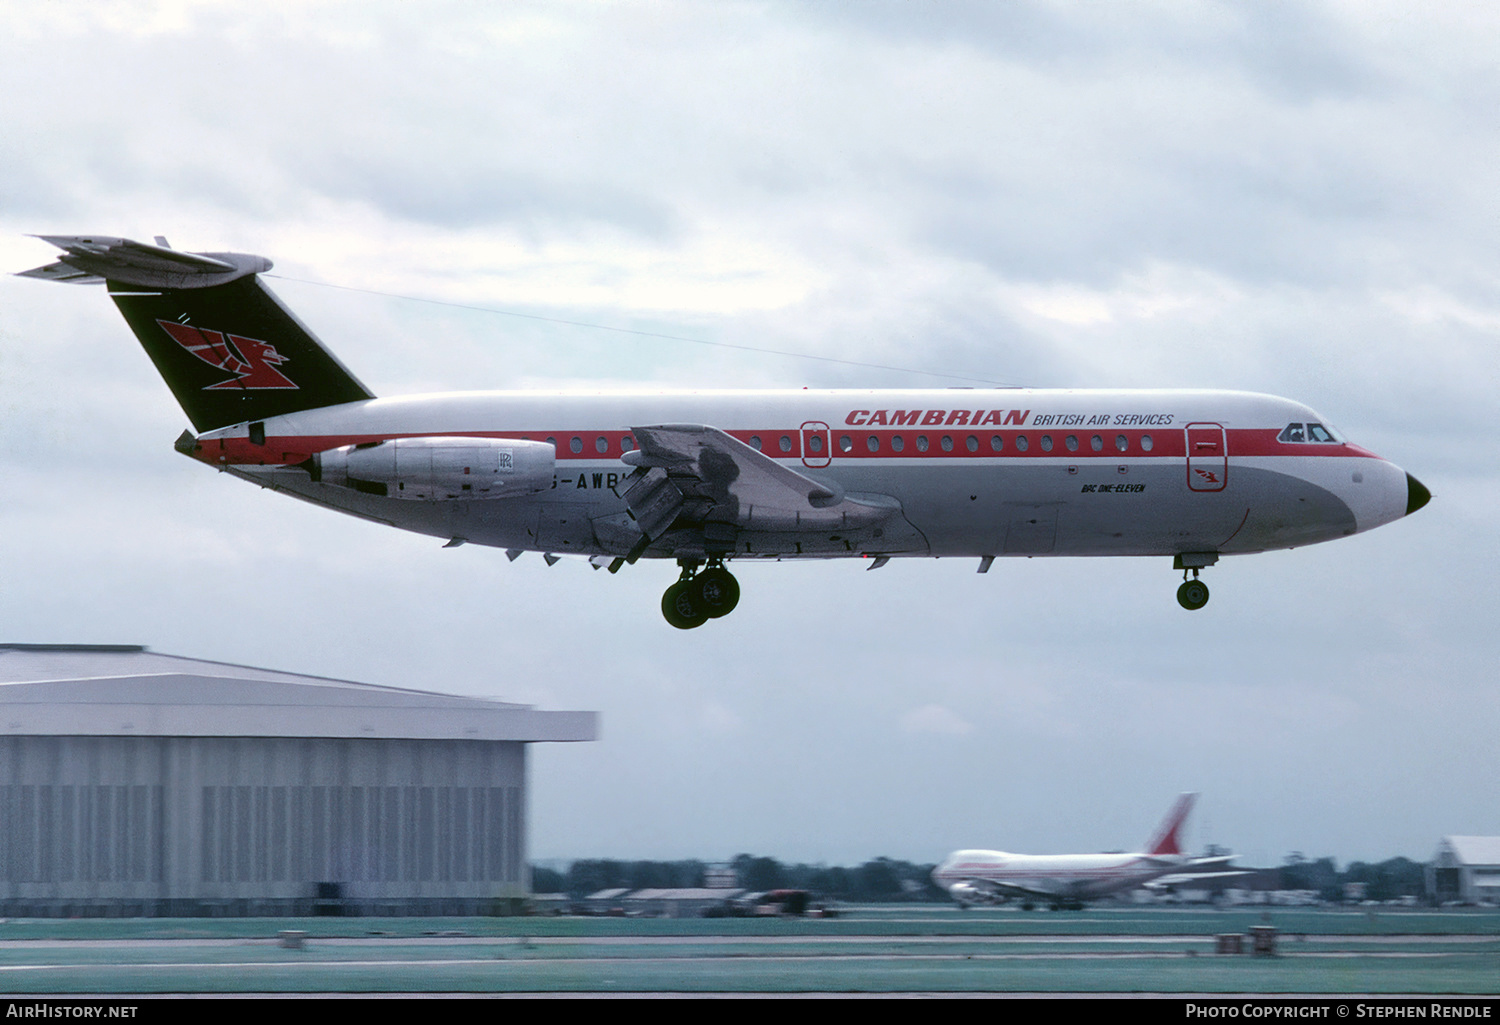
[1279,422,1340,444]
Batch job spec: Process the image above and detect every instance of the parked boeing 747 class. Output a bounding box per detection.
[19,235,1431,627]
[932,794,1244,910]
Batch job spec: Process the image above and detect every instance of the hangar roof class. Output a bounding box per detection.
[0,644,596,742]
[1439,837,1500,867]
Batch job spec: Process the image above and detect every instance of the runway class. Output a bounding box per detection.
[0,906,1494,995]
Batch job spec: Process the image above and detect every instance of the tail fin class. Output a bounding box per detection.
[1144,793,1197,856]
[19,235,373,433]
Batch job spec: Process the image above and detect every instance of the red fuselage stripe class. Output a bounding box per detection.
[193,427,1382,468]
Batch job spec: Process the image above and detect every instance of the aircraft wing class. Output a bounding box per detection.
[1142,869,1253,890]
[1185,855,1239,869]
[1141,855,1251,890]
[621,424,901,540]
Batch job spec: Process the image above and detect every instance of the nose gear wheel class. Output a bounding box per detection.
[1176,568,1210,611]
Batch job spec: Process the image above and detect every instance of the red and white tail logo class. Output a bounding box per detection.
[1145,793,1197,856]
[158,320,298,390]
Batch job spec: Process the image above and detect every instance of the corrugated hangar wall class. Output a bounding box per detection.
[0,643,598,918]
[0,735,527,916]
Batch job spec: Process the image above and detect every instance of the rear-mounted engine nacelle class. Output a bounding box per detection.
[309,436,555,500]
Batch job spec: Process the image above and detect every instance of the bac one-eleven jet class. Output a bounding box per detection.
[20,235,1431,628]
[932,794,1244,910]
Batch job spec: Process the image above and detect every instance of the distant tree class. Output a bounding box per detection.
[884,859,944,901]
[855,858,902,900]
[566,859,626,896]
[547,850,1435,905]
[614,860,708,889]
[625,860,671,889]
[804,865,851,896]
[672,860,707,889]
[732,854,786,891]
[1345,857,1425,901]
[530,866,565,894]
[1377,857,1426,900]
[1281,855,1340,900]
[913,863,946,901]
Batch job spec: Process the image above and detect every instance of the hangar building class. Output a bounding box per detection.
[1427,836,1500,905]
[0,644,597,916]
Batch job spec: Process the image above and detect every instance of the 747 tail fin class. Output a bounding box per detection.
[1144,793,1198,857]
[19,235,373,433]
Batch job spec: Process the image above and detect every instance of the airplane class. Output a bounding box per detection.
[931,793,1246,910]
[18,235,1431,628]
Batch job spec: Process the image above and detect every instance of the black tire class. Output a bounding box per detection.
[662,581,707,629]
[695,567,741,618]
[1176,579,1210,610]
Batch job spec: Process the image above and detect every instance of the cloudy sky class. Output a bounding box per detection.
[1,1,1495,869]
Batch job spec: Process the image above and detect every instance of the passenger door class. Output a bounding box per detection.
[1185,423,1228,492]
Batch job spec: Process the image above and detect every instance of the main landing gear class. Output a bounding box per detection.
[661,558,741,629]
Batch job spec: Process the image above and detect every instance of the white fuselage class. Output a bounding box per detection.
[931,849,1179,902]
[194,387,1414,562]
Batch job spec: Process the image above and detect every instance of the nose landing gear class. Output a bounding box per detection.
[661,558,742,629]
[1173,552,1217,611]
[1176,574,1210,611]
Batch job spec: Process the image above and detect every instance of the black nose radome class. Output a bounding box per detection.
[1406,473,1431,516]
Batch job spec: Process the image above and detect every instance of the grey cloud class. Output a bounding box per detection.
[299,158,680,237]
[797,0,1386,102]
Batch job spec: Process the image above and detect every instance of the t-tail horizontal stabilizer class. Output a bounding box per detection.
[18,235,269,289]
[19,235,374,433]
